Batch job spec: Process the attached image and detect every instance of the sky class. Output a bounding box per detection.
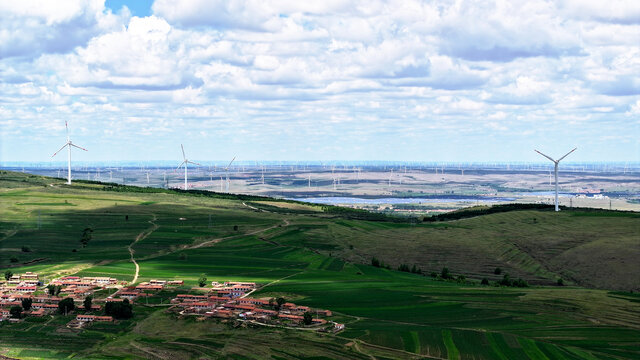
[0,0,638,163]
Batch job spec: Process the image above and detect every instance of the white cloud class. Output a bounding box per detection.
[0,0,638,162]
[0,0,126,59]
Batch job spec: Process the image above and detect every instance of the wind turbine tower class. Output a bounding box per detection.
[224,157,236,192]
[51,121,88,184]
[535,148,577,212]
[176,144,201,190]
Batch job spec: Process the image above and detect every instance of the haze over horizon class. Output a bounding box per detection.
[1,0,639,163]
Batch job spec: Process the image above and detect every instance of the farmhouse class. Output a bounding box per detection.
[15,285,37,293]
[76,315,113,322]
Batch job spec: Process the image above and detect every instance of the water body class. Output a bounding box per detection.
[291,196,516,205]
[517,191,575,197]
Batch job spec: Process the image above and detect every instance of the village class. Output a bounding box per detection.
[0,271,344,333]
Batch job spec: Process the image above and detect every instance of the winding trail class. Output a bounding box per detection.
[128,215,158,284]
[188,218,289,250]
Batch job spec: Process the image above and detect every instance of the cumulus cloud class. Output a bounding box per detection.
[0,0,126,59]
[0,0,638,162]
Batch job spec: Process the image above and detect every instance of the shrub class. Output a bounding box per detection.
[430,272,438,278]
[481,278,489,285]
[198,274,207,287]
[494,267,502,275]
[80,227,93,248]
[21,246,31,252]
[10,256,18,263]
[557,278,564,286]
[4,270,12,281]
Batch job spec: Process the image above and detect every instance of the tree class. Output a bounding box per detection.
[10,256,18,263]
[10,306,22,319]
[47,284,61,296]
[105,298,133,319]
[513,278,529,288]
[275,297,286,311]
[557,278,564,286]
[58,297,75,315]
[494,267,502,275]
[233,225,239,231]
[21,298,32,311]
[371,257,380,268]
[4,270,12,281]
[21,246,31,252]
[80,227,93,248]
[441,267,451,279]
[198,274,207,287]
[498,273,512,286]
[83,296,93,312]
[303,311,313,325]
[481,278,489,285]
[398,264,410,272]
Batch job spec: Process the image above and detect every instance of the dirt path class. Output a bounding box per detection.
[0,228,18,242]
[130,341,171,360]
[129,215,158,284]
[188,218,289,250]
[259,271,302,289]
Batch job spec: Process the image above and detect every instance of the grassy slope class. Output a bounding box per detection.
[1,171,639,359]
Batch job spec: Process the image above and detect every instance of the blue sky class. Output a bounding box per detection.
[0,0,639,163]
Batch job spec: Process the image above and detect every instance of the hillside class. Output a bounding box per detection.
[1,171,639,360]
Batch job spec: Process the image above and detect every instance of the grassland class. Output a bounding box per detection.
[1,171,639,359]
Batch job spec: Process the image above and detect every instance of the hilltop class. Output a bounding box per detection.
[1,171,639,359]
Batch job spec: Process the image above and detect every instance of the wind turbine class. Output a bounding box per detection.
[535,148,577,212]
[176,144,201,190]
[51,121,87,184]
[224,156,236,192]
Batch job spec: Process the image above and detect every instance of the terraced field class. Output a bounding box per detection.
[1,171,639,359]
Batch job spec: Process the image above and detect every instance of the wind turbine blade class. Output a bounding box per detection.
[557,147,577,162]
[176,161,186,171]
[70,143,88,151]
[225,156,236,170]
[65,121,69,138]
[181,144,186,160]
[534,150,555,163]
[51,143,69,157]
[188,161,202,166]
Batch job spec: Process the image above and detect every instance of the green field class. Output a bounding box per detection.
[1,171,639,359]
